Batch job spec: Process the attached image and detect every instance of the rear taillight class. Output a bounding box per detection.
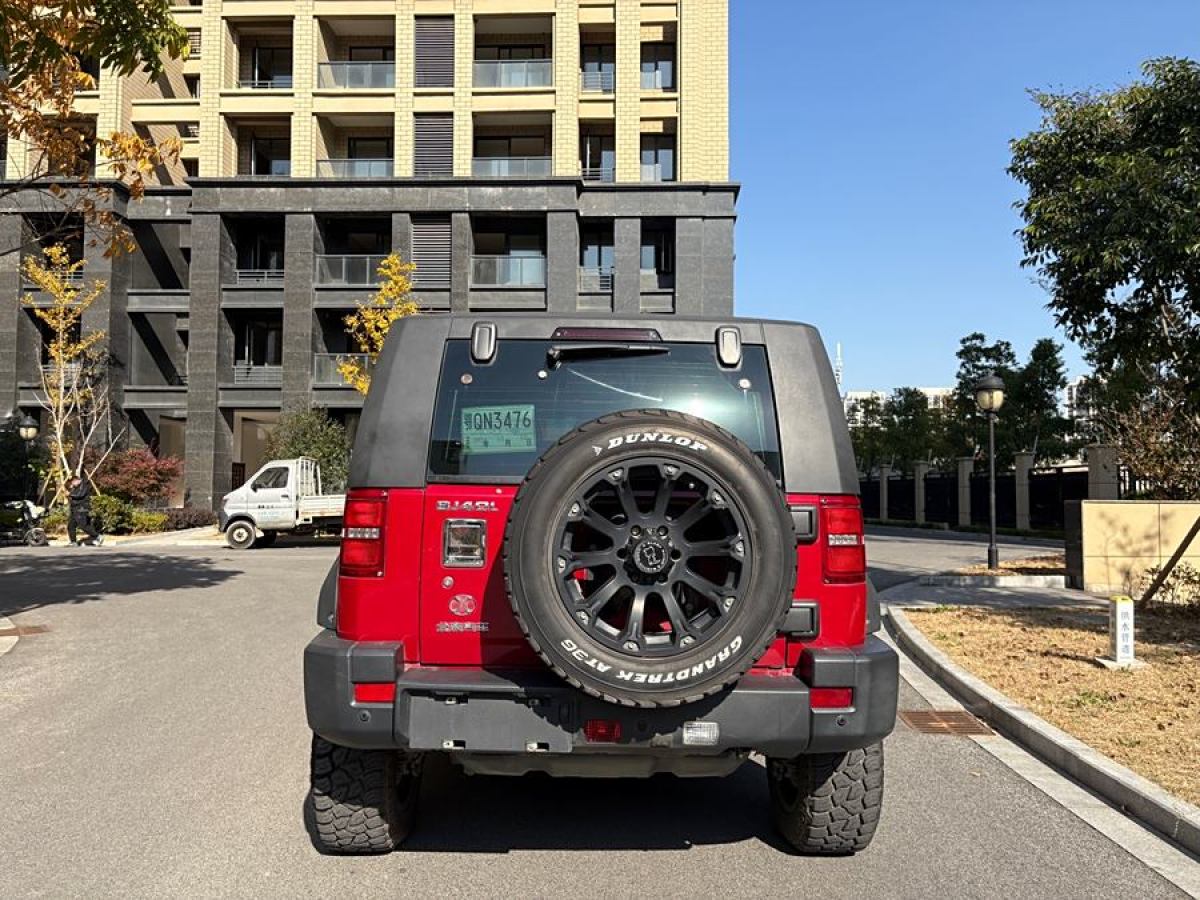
[821,503,865,583]
[340,490,387,578]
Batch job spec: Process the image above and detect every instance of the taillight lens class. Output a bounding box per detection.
[821,504,865,583]
[340,490,386,578]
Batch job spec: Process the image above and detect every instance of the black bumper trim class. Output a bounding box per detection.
[304,631,898,757]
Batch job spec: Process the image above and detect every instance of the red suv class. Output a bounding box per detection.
[304,315,897,854]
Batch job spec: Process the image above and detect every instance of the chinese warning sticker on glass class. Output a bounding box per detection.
[461,405,536,455]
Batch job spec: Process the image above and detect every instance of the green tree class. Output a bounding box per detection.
[1010,57,1200,399]
[847,394,886,474]
[883,388,936,474]
[263,410,350,491]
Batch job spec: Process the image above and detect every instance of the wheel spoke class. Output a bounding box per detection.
[582,575,623,612]
[619,589,648,645]
[560,549,613,575]
[613,471,641,521]
[675,568,725,602]
[673,496,711,532]
[578,505,623,541]
[684,534,742,558]
[662,589,700,639]
[651,465,680,518]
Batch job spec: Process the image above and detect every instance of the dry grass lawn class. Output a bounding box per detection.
[954,553,1067,577]
[906,605,1200,805]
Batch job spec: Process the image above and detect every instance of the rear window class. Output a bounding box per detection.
[428,339,782,480]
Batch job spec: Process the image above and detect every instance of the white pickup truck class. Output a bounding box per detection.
[218,457,345,549]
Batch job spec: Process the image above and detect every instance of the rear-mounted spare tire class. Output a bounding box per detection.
[504,409,795,708]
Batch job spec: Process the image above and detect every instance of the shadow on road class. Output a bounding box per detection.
[305,754,790,854]
[0,550,240,616]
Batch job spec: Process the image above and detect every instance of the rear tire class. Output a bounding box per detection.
[24,527,48,547]
[307,735,422,854]
[767,743,884,855]
[225,520,256,550]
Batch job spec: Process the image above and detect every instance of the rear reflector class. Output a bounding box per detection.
[340,491,387,578]
[353,682,396,704]
[821,504,866,583]
[810,687,854,709]
[583,719,622,743]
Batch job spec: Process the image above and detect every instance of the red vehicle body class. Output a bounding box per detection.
[304,315,897,855]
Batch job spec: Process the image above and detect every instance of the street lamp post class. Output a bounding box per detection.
[4,412,41,503]
[974,374,1006,570]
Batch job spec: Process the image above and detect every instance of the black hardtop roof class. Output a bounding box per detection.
[419,312,819,344]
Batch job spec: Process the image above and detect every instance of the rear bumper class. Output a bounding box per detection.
[304,633,897,758]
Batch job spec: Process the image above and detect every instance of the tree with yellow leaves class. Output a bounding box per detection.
[337,254,418,395]
[22,245,124,506]
[0,0,188,258]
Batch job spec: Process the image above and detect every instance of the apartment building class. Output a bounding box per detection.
[0,0,734,508]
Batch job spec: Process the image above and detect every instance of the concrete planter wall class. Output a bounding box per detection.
[1065,499,1200,593]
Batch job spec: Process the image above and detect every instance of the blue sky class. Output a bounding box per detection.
[729,1,1200,392]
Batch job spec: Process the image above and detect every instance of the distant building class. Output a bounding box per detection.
[843,386,954,425]
[1063,375,1099,432]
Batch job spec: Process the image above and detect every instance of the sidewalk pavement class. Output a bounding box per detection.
[882,578,1107,612]
[46,526,225,549]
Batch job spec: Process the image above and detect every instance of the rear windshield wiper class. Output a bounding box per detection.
[547,343,670,368]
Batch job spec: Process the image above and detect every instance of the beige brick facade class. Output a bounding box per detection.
[57,0,725,183]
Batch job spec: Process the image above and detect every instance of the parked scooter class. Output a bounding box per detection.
[0,499,49,547]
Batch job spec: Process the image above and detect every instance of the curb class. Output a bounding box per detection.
[888,605,1200,856]
[0,614,18,660]
[917,574,1068,588]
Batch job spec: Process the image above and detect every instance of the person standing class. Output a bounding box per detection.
[67,475,103,547]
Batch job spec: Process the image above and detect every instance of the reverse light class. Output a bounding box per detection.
[340,490,387,578]
[682,721,720,746]
[821,504,866,583]
[443,519,486,567]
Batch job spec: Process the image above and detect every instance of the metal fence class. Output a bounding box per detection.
[312,353,370,386]
[887,475,916,521]
[969,472,1016,528]
[923,472,958,524]
[314,254,386,286]
[470,255,546,288]
[1029,467,1088,531]
[860,478,880,519]
[315,158,393,178]
[471,156,552,177]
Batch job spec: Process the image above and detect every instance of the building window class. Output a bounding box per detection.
[640,43,675,90]
[184,75,200,98]
[250,137,290,176]
[183,159,198,179]
[347,136,393,160]
[187,30,202,59]
[640,134,675,182]
[581,43,615,92]
[250,45,292,87]
[347,46,395,62]
[580,131,614,181]
[641,222,674,275]
[414,16,454,88]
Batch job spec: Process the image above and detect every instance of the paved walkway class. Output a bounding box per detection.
[882,579,1107,611]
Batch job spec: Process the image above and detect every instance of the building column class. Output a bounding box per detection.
[701,217,735,315]
[912,461,929,525]
[0,214,23,416]
[1014,451,1034,531]
[878,464,892,521]
[613,217,641,314]
[1087,444,1120,500]
[674,217,702,313]
[185,213,235,508]
[391,212,413,262]
[282,214,316,409]
[956,456,974,528]
[546,211,578,313]
[450,212,471,312]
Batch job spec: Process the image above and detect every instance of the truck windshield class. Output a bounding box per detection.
[428,339,782,480]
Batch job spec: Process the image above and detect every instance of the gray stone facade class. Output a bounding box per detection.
[1,177,738,508]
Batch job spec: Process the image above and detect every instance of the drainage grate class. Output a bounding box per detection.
[0,624,49,638]
[900,710,994,736]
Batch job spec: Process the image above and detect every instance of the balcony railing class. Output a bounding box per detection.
[315,254,387,286]
[317,61,395,89]
[471,255,546,288]
[580,164,614,183]
[578,266,613,292]
[640,269,674,291]
[473,59,553,88]
[580,70,615,93]
[233,268,284,285]
[40,362,83,382]
[315,158,393,178]
[232,364,283,386]
[236,76,293,89]
[471,156,552,177]
[312,352,372,386]
[23,269,84,287]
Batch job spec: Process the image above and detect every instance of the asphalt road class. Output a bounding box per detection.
[0,531,1188,899]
